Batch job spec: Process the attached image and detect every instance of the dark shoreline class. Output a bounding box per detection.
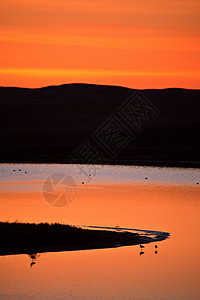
[0,222,170,256]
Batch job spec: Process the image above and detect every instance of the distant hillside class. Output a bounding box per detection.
[0,83,199,167]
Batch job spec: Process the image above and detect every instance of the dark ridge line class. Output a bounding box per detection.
[0,83,199,91]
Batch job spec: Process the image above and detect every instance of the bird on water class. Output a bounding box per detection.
[140,244,144,249]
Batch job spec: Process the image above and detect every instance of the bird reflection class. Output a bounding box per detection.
[30,261,36,268]
[138,243,160,255]
[28,253,40,268]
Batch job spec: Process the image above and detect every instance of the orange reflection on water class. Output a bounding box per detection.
[0,183,199,228]
[0,183,200,298]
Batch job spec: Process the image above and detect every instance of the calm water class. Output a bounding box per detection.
[0,164,200,299]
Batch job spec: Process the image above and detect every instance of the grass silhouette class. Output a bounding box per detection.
[0,221,168,255]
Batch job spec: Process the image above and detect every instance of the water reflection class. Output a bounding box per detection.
[0,164,200,299]
[28,253,40,268]
[25,244,164,270]
[138,243,160,256]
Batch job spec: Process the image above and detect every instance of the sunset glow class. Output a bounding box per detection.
[0,0,200,88]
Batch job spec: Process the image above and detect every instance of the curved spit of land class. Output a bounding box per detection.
[0,222,170,256]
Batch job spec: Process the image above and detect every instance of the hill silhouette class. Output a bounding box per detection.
[0,83,199,167]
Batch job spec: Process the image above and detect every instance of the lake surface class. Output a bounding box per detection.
[0,164,200,299]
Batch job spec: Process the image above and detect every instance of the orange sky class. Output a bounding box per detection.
[0,0,200,88]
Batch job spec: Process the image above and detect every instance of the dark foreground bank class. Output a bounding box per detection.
[0,84,200,168]
[0,222,169,256]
